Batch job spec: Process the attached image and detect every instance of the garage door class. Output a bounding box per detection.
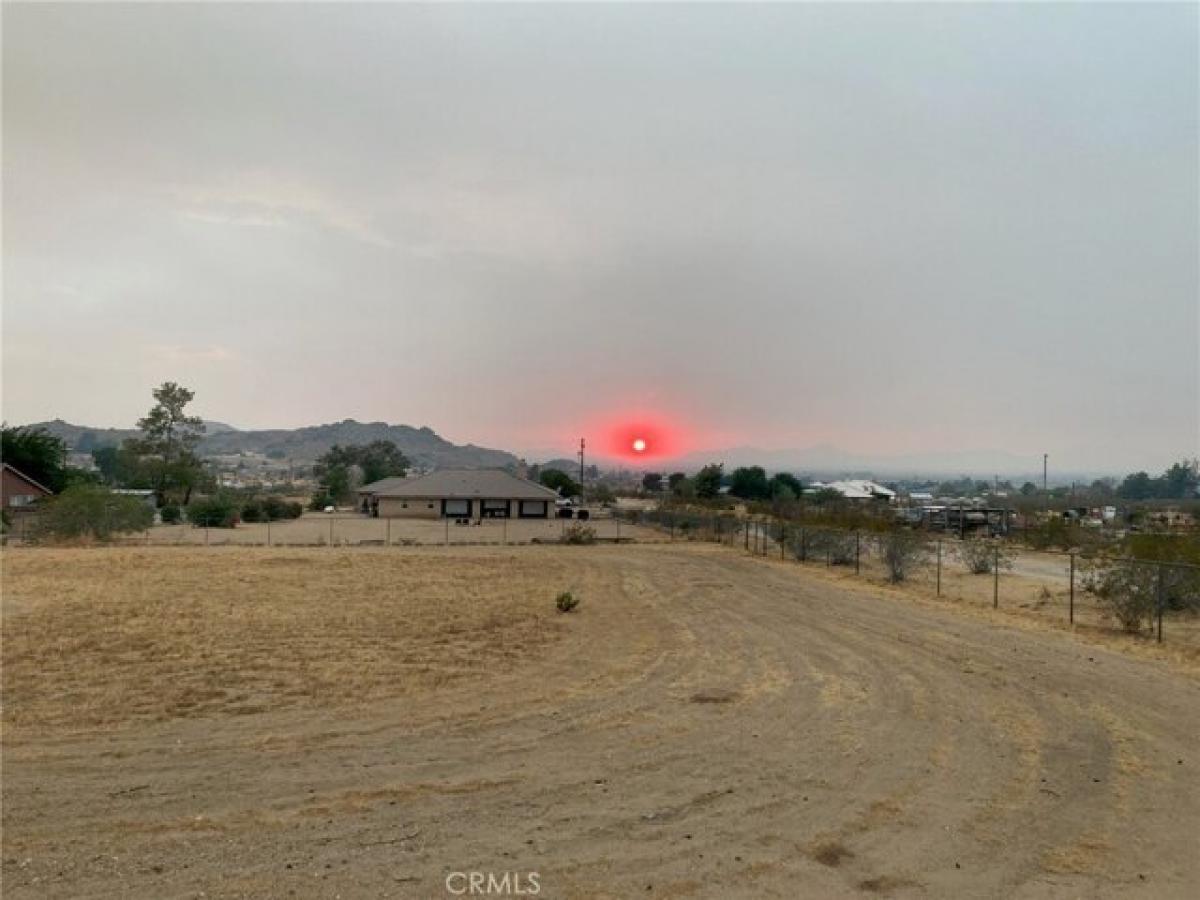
[443,499,470,517]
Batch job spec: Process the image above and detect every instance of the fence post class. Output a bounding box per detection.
[993,546,999,608]
[800,528,806,562]
[744,520,749,551]
[670,514,675,541]
[1068,552,1075,624]
[1157,563,1165,643]
[616,514,621,543]
[205,524,210,546]
[445,517,449,546]
[936,540,942,596]
[501,516,506,545]
[267,518,272,547]
[329,516,334,547]
[855,531,861,575]
[387,517,392,546]
[781,523,786,560]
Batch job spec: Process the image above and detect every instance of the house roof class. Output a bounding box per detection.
[371,469,560,501]
[357,476,411,496]
[2,463,53,496]
[809,479,896,500]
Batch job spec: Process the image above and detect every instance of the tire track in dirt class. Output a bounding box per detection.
[3,545,1197,899]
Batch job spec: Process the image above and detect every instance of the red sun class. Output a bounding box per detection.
[586,414,689,463]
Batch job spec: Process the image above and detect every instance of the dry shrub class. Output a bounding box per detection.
[562,524,597,545]
[881,529,930,583]
[957,538,1014,575]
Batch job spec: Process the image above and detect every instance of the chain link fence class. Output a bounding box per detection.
[614,508,1200,645]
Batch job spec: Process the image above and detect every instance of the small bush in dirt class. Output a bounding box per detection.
[188,494,239,528]
[556,591,580,613]
[881,529,929,583]
[563,524,597,545]
[1083,558,1159,633]
[809,529,857,566]
[160,504,182,524]
[957,538,1015,575]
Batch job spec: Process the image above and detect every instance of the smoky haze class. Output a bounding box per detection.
[3,3,1197,473]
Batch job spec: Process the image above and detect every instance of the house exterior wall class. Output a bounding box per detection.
[1,468,50,508]
[376,496,442,519]
[375,497,550,519]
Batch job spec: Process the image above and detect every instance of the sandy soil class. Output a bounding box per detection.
[3,544,1198,899]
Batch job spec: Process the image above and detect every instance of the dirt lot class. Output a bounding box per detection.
[3,544,1198,898]
[22,512,662,548]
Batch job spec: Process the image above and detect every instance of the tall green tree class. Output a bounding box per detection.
[539,468,581,497]
[769,472,804,500]
[729,466,771,500]
[313,441,408,505]
[693,464,724,499]
[126,382,207,505]
[1,425,68,491]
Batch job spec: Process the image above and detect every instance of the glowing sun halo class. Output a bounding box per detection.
[632,438,647,453]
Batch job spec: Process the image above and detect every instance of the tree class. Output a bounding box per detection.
[667,472,687,490]
[769,472,804,500]
[1117,471,1154,501]
[539,468,581,497]
[729,466,771,501]
[313,441,408,506]
[693,464,723,500]
[642,472,664,492]
[1162,459,1199,499]
[34,485,154,541]
[1020,482,1038,496]
[126,382,207,505]
[1,425,70,491]
[356,440,409,485]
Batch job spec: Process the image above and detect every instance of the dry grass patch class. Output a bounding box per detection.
[809,838,854,867]
[2,547,578,732]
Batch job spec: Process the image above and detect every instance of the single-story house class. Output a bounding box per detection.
[1,463,53,510]
[806,480,897,502]
[362,469,561,520]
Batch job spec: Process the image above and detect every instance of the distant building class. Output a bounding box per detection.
[359,469,560,520]
[1,463,53,510]
[808,480,897,502]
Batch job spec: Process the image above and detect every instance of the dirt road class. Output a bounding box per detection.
[4,545,1197,898]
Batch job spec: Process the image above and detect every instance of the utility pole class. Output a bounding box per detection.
[1043,453,1048,493]
[578,438,586,488]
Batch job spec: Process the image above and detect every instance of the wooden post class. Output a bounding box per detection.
[1157,564,1165,643]
[936,540,942,597]
[1068,552,1075,624]
[993,546,999,608]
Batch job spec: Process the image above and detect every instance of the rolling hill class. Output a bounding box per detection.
[26,419,517,470]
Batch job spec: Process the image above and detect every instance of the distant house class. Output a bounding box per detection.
[1,463,53,510]
[360,469,560,520]
[807,480,897,502]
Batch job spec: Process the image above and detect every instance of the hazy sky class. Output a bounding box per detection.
[3,2,1197,471]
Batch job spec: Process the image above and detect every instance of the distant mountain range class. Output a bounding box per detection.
[671,444,1099,481]
[27,418,518,470]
